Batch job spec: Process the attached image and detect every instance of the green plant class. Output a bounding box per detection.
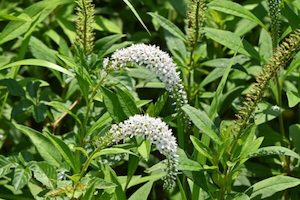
[1,0,300,199]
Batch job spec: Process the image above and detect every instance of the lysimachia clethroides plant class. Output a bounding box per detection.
[2,0,300,199]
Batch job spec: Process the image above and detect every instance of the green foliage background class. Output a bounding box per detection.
[0,0,300,199]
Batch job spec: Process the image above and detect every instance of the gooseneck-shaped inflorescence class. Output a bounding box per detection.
[99,115,179,189]
[235,29,300,136]
[103,44,188,114]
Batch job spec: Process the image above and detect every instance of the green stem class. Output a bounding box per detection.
[79,147,101,179]
[177,115,185,149]
[275,75,285,136]
[81,74,107,143]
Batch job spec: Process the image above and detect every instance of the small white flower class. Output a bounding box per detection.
[109,114,179,189]
[271,105,280,112]
[103,43,188,109]
[58,170,67,180]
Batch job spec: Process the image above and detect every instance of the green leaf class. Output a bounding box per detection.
[176,177,187,200]
[57,54,91,82]
[122,0,150,35]
[14,124,62,167]
[0,0,72,45]
[169,0,187,17]
[116,86,139,117]
[137,140,151,161]
[26,81,41,98]
[46,101,82,126]
[289,124,300,154]
[126,155,140,189]
[287,90,300,107]
[148,12,186,42]
[91,148,137,160]
[101,86,128,123]
[46,133,78,173]
[246,175,300,199]
[183,170,211,193]
[127,173,165,188]
[87,112,112,136]
[282,3,300,30]
[57,17,76,42]
[0,59,73,76]
[82,178,116,200]
[31,162,56,189]
[29,36,57,63]
[32,103,47,123]
[96,34,126,58]
[81,179,98,200]
[259,29,273,63]
[250,146,300,160]
[190,136,213,161]
[0,78,25,96]
[154,92,169,116]
[45,29,70,56]
[94,16,122,34]
[128,181,153,200]
[208,54,236,119]
[254,102,281,125]
[12,167,32,190]
[230,193,250,200]
[200,67,227,88]
[239,126,263,160]
[182,105,221,144]
[208,0,265,29]
[105,166,126,200]
[178,148,202,171]
[0,156,15,178]
[0,12,31,21]
[204,28,260,60]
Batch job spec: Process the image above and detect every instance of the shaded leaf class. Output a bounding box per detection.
[12,167,32,190]
[128,181,153,200]
[148,12,186,42]
[246,175,300,199]
[182,105,221,144]
[14,124,62,167]
[204,28,260,60]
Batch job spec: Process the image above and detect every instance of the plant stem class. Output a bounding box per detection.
[81,73,107,143]
[79,147,101,179]
[52,97,81,130]
[275,75,285,135]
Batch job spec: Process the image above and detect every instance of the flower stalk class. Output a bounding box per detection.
[186,0,206,51]
[235,29,300,136]
[75,0,95,55]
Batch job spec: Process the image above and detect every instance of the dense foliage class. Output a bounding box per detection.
[1,0,300,199]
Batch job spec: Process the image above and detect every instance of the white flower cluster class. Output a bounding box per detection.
[103,43,188,108]
[109,114,179,189]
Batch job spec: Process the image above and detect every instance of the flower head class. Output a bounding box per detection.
[108,114,179,189]
[103,43,188,108]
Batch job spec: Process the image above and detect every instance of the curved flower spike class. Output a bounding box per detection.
[103,43,188,112]
[108,114,179,189]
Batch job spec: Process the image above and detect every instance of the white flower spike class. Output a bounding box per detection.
[108,114,179,189]
[103,43,188,110]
